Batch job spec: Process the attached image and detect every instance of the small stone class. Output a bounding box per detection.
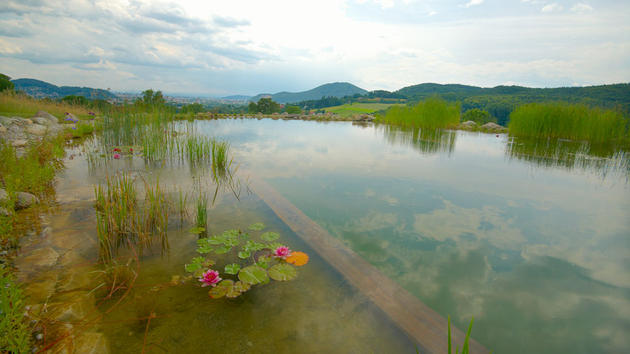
[15,192,40,209]
[19,247,59,268]
[0,188,8,203]
[0,207,8,217]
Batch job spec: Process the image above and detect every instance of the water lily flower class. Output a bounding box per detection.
[129,148,134,153]
[199,269,221,287]
[273,246,291,259]
[113,148,121,152]
[113,153,121,159]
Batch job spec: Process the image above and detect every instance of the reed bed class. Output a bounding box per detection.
[378,96,461,129]
[94,174,169,263]
[508,102,629,143]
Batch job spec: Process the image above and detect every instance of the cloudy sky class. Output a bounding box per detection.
[1,0,628,96]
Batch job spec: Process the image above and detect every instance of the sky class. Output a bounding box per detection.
[0,0,629,96]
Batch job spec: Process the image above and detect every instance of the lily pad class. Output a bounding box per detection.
[233,281,251,293]
[224,263,241,275]
[261,232,280,241]
[185,257,204,272]
[243,241,265,252]
[189,227,205,235]
[248,222,265,231]
[265,242,284,250]
[238,251,251,259]
[268,264,297,281]
[214,245,231,254]
[256,255,272,269]
[208,280,233,299]
[238,265,269,285]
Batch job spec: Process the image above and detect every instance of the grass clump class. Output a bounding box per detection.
[0,90,96,120]
[508,102,629,143]
[378,96,460,129]
[448,316,475,354]
[0,265,32,353]
[94,174,170,263]
[195,194,208,237]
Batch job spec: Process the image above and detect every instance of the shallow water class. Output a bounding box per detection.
[191,119,630,354]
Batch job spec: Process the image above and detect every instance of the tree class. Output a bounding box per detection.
[461,108,497,125]
[248,101,258,113]
[285,105,301,114]
[0,73,14,92]
[256,98,280,114]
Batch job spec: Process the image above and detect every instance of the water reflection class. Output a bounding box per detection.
[377,125,457,155]
[506,137,629,178]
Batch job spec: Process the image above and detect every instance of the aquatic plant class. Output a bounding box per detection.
[94,173,170,263]
[448,316,474,354]
[195,194,208,237]
[185,223,309,299]
[378,96,460,129]
[508,102,629,143]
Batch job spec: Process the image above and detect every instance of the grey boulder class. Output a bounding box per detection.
[15,191,40,209]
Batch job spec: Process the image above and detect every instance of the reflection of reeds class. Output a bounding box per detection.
[195,193,208,237]
[378,125,457,155]
[94,173,169,263]
[508,102,629,143]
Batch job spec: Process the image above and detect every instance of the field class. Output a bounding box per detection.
[322,103,402,117]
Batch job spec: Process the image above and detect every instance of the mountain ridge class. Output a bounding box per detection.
[250,82,367,104]
[11,78,117,100]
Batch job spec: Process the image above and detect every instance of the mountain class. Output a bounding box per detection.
[251,82,367,104]
[11,78,117,100]
[221,95,252,101]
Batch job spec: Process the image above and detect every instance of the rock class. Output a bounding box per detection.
[0,207,9,216]
[0,123,6,133]
[34,110,59,124]
[15,191,40,209]
[24,118,33,125]
[0,116,18,125]
[59,250,88,267]
[12,139,28,147]
[50,229,96,252]
[58,268,95,292]
[356,114,375,122]
[19,247,59,268]
[461,120,477,127]
[481,122,507,131]
[24,272,58,303]
[73,332,110,354]
[32,117,53,126]
[0,188,8,203]
[26,124,48,136]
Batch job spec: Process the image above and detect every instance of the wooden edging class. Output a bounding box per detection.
[248,176,488,354]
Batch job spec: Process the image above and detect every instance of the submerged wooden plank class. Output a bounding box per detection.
[249,176,489,354]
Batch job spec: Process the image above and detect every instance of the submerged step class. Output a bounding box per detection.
[248,176,489,354]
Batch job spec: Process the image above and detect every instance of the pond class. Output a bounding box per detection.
[17,118,629,353]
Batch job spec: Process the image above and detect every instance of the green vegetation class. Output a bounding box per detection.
[285,105,301,114]
[94,174,170,263]
[378,97,460,129]
[0,90,98,119]
[248,98,281,114]
[323,102,401,117]
[508,102,629,143]
[0,265,31,353]
[448,316,475,354]
[195,194,208,237]
[0,73,14,92]
[461,108,496,125]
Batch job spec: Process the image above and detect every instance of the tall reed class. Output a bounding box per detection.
[195,193,208,237]
[508,102,629,143]
[379,96,461,129]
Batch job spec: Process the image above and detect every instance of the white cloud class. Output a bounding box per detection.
[571,3,594,13]
[464,0,484,8]
[542,3,563,13]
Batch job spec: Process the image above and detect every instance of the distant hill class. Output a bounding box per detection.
[251,82,367,104]
[221,95,252,101]
[11,78,117,100]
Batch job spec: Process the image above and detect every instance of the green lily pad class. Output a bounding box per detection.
[233,281,251,293]
[224,263,241,275]
[208,280,233,299]
[214,245,231,254]
[185,257,204,272]
[256,255,272,269]
[261,232,280,241]
[238,265,269,285]
[248,222,265,231]
[189,227,205,235]
[265,242,284,250]
[268,264,297,281]
[243,241,265,252]
[238,251,250,259]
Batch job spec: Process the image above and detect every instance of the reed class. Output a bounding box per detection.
[508,102,629,143]
[211,140,231,178]
[94,173,170,263]
[448,316,475,354]
[195,193,208,237]
[378,96,461,129]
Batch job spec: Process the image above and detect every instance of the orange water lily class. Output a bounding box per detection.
[286,251,309,266]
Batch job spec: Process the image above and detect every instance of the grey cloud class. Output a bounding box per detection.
[213,16,250,28]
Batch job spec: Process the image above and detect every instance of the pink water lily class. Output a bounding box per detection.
[273,246,291,259]
[199,269,221,287]
[113,153,121,159]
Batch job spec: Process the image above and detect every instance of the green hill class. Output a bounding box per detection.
[251,82,367,104]
[11,78,117,100]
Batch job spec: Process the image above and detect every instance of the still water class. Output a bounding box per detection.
[190,119,630,354]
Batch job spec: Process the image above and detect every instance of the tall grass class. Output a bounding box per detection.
[0,90,96,119]
[94,174,169,263]
[378,96,460,129]
[508,102,629,143]
[0,265,31,353]
[195,193,208,237]
[448,316,474,354]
